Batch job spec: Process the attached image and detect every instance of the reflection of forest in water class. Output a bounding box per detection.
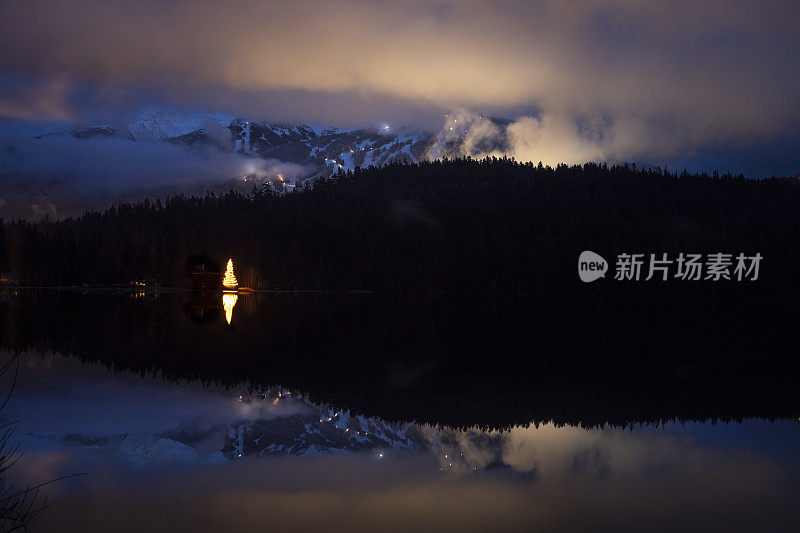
[3,293,800,532]
[3,349,800,532]
[1,289,800,428]
[4,349,799,467]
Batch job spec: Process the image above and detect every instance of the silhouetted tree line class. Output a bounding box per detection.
[2,158,799,294]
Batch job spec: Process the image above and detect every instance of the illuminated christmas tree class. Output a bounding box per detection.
[222,258,238,290]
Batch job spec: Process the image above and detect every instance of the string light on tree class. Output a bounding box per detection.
[222,258,238,290]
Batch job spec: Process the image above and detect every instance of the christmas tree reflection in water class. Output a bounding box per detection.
[222,292,238,325]
[222,258,239,324]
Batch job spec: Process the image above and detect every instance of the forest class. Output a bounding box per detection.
[1,157,798,294]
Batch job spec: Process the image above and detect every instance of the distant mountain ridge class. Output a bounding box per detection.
[33,109,518,187]
[41,110,433,186]
[220,389,425,460]
[0,110,523,218]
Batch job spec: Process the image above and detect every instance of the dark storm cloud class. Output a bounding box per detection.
[0,0,798,166]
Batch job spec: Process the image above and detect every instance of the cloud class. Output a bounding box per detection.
[0,133,308,192]
[4,351,310,439]
[505,115,606,166]
[429,111,612,166]
[0,129,311,218]
[0,0,797,159]
[0,76,77,122]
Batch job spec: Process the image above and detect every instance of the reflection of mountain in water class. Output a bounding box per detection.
[2,290,800,428]
[220,389,425,460]
[13,368,797,482]
[11,349,800,532]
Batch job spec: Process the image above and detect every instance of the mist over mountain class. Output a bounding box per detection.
[2,106,798,220]
[1,0,798,222]
[0,109,515,218]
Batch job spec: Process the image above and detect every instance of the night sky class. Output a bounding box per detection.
[2,5,800,529]
[0,0,798,194]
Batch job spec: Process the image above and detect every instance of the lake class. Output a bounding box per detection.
[1,289,798,531]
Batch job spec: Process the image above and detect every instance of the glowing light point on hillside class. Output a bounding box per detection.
[222,258,238,290]
[222,292,238,325]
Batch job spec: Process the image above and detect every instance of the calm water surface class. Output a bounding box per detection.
[1,290,799,531]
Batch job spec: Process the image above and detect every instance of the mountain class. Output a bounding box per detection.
[42,388,429,466]
[219,389,426,459]
[53,110,434,187]
[0,109,518,218]
[222,118,430,187]
[39,110,516,185]
[20,383,502,471]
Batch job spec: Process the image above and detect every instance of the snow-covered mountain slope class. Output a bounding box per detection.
[427,112,513,160]
[40,385,506,472]
[221,389,426,459]
[34,109,233,142]
[28,387,429,465]
[14,110,515,195]
[118,109,234,142]
[36,113,433,186]
[222,118,431,180]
